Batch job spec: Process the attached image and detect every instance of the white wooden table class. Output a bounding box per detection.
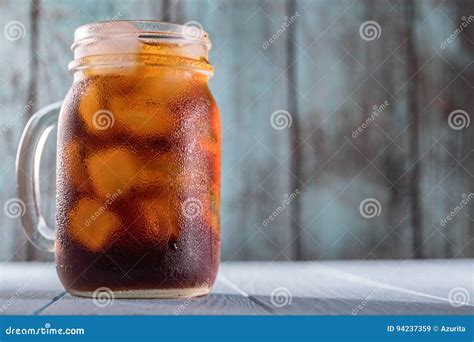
[1,260,472,315]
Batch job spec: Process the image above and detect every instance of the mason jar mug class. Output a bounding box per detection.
[16,21,221,298]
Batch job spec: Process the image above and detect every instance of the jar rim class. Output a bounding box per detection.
[72,20,212,51]
[70,20,213,76]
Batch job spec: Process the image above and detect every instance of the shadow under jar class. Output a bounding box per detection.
[18,21,221,299]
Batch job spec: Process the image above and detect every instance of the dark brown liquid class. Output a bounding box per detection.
[55,70,220,294]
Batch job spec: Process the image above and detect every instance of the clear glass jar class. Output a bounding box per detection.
[16,21,221,298]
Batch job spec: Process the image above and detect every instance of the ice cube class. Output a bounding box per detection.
[210,211,220,233]
[78,81,118,135]
[133,69,194,99]
[199,137,221,204]
[108,95,175,137]
[136,152,179,189]
[69,197,121,252]
[86,148,141,199]
[79,82,102,132]
[210,190,220,234]
[75,22,142,76]
[138,196,179,242]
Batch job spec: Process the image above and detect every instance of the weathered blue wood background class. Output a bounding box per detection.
[0,0,472,261]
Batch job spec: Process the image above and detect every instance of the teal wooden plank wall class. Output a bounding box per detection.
[0,0,472,261]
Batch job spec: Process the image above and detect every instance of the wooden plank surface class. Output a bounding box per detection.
[1,261,472,315]
[0,262,268,315]
[220,260,474,315]
[40,293,268,316]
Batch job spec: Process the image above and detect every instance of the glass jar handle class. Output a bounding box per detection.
[16,101,62,252]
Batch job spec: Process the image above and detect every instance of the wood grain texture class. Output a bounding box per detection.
[40,293,268,315]
[414,1,474,259]
[0,0,34,261]
[0,290,62,315]
[1,262,472,315]
[0,0,472,261]
[220,260,474,315]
